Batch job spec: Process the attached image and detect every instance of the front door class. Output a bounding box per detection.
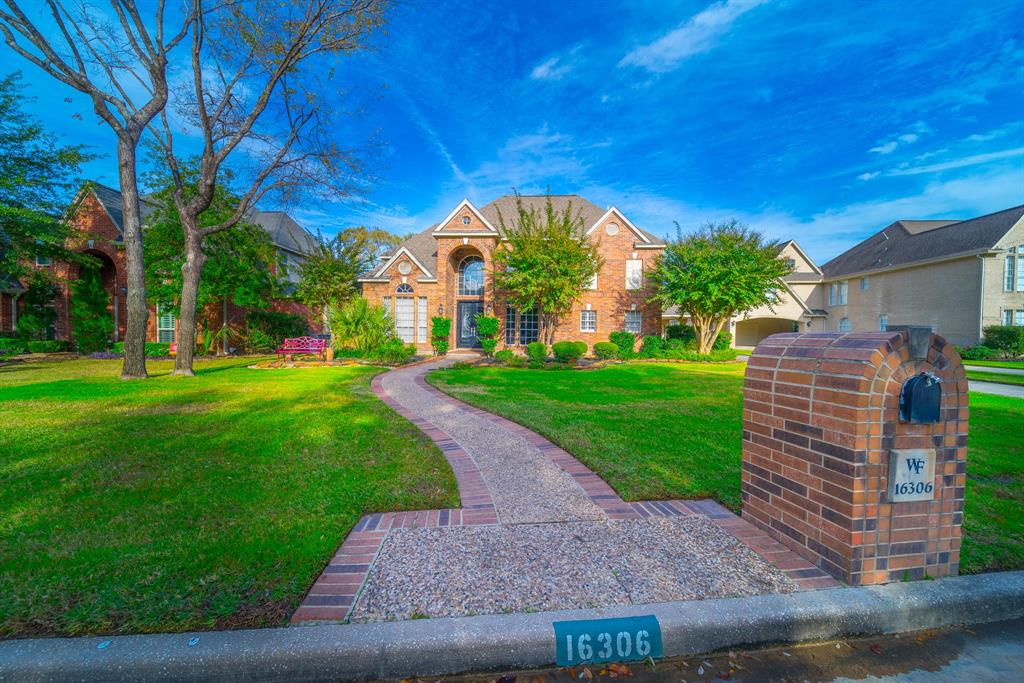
[457,301,484,348]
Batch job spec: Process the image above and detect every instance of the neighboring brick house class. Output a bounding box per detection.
[0,182,320,347]
[358,195,667,352]
[816,205,1024,346]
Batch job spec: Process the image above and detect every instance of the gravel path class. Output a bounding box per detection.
[349,516,798,622]
[379,357,605,524]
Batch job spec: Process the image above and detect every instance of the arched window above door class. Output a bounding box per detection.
[396,283,413,293]
[458,255,484,296]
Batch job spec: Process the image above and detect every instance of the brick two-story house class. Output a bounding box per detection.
[0,182,320,347]
[359,195,668,352]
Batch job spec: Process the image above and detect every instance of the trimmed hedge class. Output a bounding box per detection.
[593,341,619,359]
[713,330,733,351]
[958,345,996,361]
[526,341,548,362]
[368,338,417,365]
[0,337,28,355]
[609,331,636,359]
[982,325,1024,355]
[27,340,69,353]
[431,317,451,356]
[112,342,172,357]
[552,340,585,364]
[640,335,664,357]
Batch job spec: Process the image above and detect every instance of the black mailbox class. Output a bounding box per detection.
[899,372,942,424]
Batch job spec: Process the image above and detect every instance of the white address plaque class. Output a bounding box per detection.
[887,449,936,502]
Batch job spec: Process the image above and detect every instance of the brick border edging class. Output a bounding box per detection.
[293,360,839,623]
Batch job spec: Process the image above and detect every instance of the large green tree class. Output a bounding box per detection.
[492,194,603,345]
[650,220,791,354]
[143,166,277,353]
[297,226,401,328]
[0,72,93,280]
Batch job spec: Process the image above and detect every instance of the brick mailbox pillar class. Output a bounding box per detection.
[741,328,968,586]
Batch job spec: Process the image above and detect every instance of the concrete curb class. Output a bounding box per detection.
[2,571,1023,682]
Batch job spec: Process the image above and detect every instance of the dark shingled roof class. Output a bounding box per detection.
[83,183,315,255]
[369,194,663,279]
[821,205,1024,279]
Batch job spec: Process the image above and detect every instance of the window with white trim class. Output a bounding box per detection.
[1017,311,1024,327]
[396,283,413,293]
[586,272,598,289]
[417,297,428,343]
[157,303,176,343]
[828,283,837,306]
[505,306,517,345]
[1018,252,1024,291]
[1004,310,1013,326]
[518,306,539,344]
[1006,249,1016,291]
[838,281,848,305]
[838,317,851,333]
[394,296,414,343]
[625,310,642,334]
[879,314,888,331]
[860,276,869,291]
[382,297,391,321]
[625,259,643,290]
[580,310,596,332]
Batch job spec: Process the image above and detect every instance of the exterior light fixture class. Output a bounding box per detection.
[438,303,444,316]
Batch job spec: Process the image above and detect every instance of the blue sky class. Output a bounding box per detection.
[5,0,1023,263]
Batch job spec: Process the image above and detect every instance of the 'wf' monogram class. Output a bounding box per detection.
[906,458,926,475]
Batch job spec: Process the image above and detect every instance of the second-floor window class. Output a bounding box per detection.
[860,276,869,291]
[828,284,836,306]
[458,255,484,296]
[839,281,848,305]
[625,259,643,290]
[1006,248,1016,291]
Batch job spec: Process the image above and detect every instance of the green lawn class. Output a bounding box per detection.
[0,358,458,638]
[428,363,1024,574]
[962,359,1024,369]
[967,370,1024,387]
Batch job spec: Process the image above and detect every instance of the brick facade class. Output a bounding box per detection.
[361,198,664,353]
[741,330,968,585]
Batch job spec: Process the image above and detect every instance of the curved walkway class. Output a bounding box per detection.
[292,357,837,624]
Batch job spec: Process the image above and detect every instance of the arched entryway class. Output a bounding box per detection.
[734,317,800,348]
[448,247,485,348]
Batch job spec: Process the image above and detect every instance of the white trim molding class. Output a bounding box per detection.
[585,207,651,243]
[432,198,498,235]
[373,246,435,279]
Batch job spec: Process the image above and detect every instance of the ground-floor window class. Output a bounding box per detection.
[1018,311,1024,327]
[417,297,428,343]
[395,296,414,343]
[580,310,596,333]
[625,310,642,334]
[157,303,176,343]
[838,317,851,332]
[504,305,539,345]
[879,314,888,331]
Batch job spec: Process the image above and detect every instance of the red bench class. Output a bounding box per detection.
[276,336,327,361]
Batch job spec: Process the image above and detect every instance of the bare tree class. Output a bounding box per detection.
[0,1,193,378]
[148,0,386,375]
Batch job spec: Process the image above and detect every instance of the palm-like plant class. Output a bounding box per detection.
[330,297,393,353]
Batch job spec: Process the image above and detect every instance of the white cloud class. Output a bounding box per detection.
[897,133,919,144]
[887,147,1024,176]
[530,56,573,81]
[869,141,899,155]
[869,122,929,154]
[619,0,770,73]
[857,171,880,181]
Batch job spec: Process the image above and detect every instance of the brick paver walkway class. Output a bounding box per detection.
[292,356,838,624]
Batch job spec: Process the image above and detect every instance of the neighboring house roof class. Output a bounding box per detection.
[821,205,1024,279]
[367,194,663,280]
[75,182,316,256]
[245,210,318,256]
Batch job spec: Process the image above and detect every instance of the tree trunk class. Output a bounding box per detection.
[173,230,207,376]
[117,138,149,379]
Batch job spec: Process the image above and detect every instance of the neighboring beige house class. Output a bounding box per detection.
[816,205,1024,347]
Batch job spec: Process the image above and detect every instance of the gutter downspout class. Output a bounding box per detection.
[977,255,985,345]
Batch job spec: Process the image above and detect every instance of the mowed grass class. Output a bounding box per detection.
[967,370,1024,387]
[961,359,1024,369]
[428,363,1024,574]
[0,358,458,638]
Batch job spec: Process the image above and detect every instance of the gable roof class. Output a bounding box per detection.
[821,205,1024,279]
[367,225,438,279]
[74,182,316,256]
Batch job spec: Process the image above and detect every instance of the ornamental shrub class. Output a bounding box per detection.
[0,337,28,355]
[474,314,501,357]
[528,360,544,369]
[70,266,114,353]
[494,349,516,364]
[982,325,1024,355]
[593,341,619,359]
[27,340,69,353]
[369,338,416,365]
[247,310,307,344]
[640,335,664,357]
[506,355,527,368]
[657,347,739,362]
[552,340,585,364]
[957,345,996,361]
[527,341,547,362]
[573,341,588,358]
[430,316,451,356]
[609,331,636,359]
[666,323,697,347]
[112,341,172,357]
[712,330,733,351]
